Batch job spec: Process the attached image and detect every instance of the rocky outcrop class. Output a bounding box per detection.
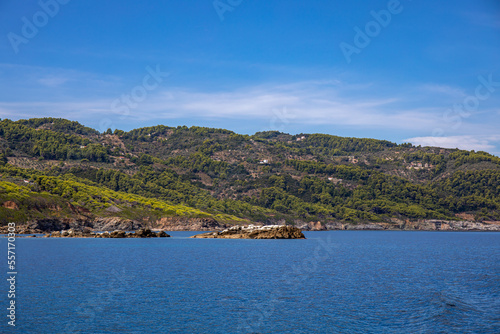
[298,220,500,231]
[308,221,327,231]
[25,217,142,232]
[47,228,170,238]
[155,217,227,231]
[378,219,500,231]
[92,217,143,231]
[27,218,93,232]
[104,206,122,214]
[0,225,43,234]
[418,220,500,231]
[191,225,306,239]
[2,201,19,210]
[93,228,170,238]
[342,223,386,230]
[130,228,168,238]
[49,229,94,238]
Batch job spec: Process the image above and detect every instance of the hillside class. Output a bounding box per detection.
[0,117,499,229]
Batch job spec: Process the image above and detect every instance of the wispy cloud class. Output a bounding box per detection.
[0,79,495,132]
[417,84,466,99]
[1,63,499,154]
[405,135,500,153]
[0,63,121,101]
[0,81,441,131]
[37,76,70,87]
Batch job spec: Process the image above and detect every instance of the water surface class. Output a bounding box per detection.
[2,231,499,333]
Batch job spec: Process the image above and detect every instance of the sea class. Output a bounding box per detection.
[2,231,499,333]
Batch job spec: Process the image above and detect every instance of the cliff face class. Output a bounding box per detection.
[5,217,500,234]
[26,218,94,232]
[154,217,227,231]
[22,216,224,232]
[297,220,500,231]
[92,217,144,231]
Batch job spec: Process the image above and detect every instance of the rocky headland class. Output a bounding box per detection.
[154,217,228,231]
[191,225,306,239]
[47,228,170,238]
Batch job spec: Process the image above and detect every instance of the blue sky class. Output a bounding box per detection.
[1,0,499,155]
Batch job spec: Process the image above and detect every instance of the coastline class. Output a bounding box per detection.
[298,220,500,232]
[1,218,500,237]
[1,214,500,238]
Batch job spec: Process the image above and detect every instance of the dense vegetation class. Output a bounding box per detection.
[0,117,499,225]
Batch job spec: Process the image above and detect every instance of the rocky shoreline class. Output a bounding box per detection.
[49,228,170,238]
[191,225,306,239]
[299,219,500,231]
[1,217,499,236]
[6,228,171,238]
[12,216,227,233]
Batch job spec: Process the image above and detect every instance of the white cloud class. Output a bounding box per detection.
[1,63,499,155]
[418,84,466,99]
[405,135,500,153]
[0,80,493,134]
[37,76,70,87]
[99,82,443,132]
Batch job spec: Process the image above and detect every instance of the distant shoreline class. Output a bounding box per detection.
[1,218,500,237]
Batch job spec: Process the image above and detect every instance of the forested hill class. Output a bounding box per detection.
[0,117,499,226]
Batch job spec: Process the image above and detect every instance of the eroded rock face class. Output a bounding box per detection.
[155,217,226,231]
[308,221,326,231]
[25,217,141,232]
[92,217,143,231]
[393,220,500,231]
[191,225,306,239]
[27,218,93,232]
[297,220,500,231]
[3,201,19,210]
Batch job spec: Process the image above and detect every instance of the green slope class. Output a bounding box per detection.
[1,117,499,225]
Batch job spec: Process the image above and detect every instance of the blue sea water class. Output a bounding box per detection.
[1,231,499,333]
